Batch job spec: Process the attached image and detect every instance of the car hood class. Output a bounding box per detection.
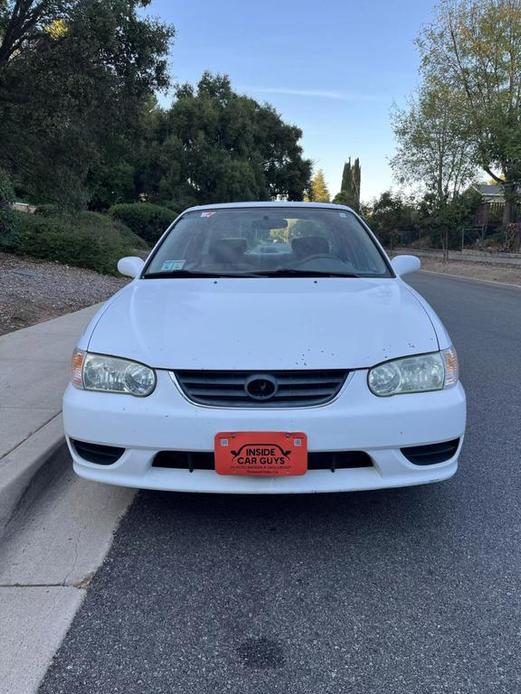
[88,278,439,370]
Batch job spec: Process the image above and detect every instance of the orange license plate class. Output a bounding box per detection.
[214,432,308,476]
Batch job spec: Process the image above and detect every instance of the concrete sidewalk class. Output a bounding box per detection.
[0,303,136,694]
[0,305,100,535]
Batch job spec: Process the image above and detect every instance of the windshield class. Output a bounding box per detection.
[143,207,392,278]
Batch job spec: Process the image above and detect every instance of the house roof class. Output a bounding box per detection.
[472,184,504,198]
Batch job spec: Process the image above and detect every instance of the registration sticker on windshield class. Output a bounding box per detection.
[200,211,216,218]
[161,260,185,271]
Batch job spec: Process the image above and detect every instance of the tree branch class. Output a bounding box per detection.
[0,0,52,65]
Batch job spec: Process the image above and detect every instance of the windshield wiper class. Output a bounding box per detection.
[143,270,262,279]
[143,269,360,279]
[250,268,360,278]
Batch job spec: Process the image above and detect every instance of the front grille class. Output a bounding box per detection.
[401,438,460,466]
[71,440,124,465]
[152,450,372,471]
[174,370,348,407]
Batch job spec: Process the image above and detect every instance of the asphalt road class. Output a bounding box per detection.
[39,273,521,694]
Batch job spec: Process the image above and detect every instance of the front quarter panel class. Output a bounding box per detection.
[405,283,452,350]
[76,287,129,351]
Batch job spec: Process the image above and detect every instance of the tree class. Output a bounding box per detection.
[138,73,312,207]
[332,190,350,205]
[367,191,419,250]
[352,158,361,209]
[0,1,74,66]
[309,169,330,202]
[418,0,521,225]
[336,156,361,210]
[341,159,352,199]
[391,77,476,204]
[0,0,174,206]
[417,187,481,259]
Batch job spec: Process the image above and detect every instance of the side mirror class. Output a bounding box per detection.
[117,256,145,279]
[391,254,421,277]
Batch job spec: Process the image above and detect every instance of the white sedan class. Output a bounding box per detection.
[64,202,466,494]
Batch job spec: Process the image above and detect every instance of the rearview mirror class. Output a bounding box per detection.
[254,217,288,230]
[117,256,145,278]
[391,255,421,277]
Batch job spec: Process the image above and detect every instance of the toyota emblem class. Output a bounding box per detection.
[244,374,278,401]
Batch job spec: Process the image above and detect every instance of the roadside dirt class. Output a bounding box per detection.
[419,257,521,286]
[0,253,127,336]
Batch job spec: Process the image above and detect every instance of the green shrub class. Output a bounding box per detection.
[0,168,18,252]
[35,204,62,217]
[109,202,176,244]
[10,211,147,275]
[75,211,148,251]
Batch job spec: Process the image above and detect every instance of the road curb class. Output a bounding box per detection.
[0,414,64,541]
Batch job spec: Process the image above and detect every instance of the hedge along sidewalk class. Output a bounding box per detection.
[0,304,100,538]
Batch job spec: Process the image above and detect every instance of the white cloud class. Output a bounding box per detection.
[239,86,381,102]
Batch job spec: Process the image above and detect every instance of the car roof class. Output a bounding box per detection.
[183,201,356,213]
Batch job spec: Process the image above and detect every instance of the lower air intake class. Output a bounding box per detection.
[71,440,124,465]
[401,439,460,466]
[152,450,372,471]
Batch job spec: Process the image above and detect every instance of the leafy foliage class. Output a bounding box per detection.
[417,188,482,256]
[416,0,521,224]
[109,202,176,244]
[366,191,419,247]
[308,169,330,202]
[5,210,147,274]
[35,203,62,217]
[0,0,175,207]
[336,157,361,211]
[135,73,312,208]
[0,165,17,249]
[365,187,481,255]
[391,79,476,203]
[1,6,311,219]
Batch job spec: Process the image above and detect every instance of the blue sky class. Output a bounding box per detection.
[147,1,436,202]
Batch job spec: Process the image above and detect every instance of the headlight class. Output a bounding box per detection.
[368,347,458,397]
[71,349,156,397]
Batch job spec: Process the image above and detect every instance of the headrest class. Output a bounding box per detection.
[291,235,330,258]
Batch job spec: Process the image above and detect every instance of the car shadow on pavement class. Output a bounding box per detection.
[137,481,461,552]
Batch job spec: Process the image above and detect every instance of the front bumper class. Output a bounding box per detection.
[63,371,466,494]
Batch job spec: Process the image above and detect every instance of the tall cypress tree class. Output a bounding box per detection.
[341,158,352,196]
[338,156,361,211]
[351,158,361,211]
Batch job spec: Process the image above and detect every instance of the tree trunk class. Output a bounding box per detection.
[502,182,516,227]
